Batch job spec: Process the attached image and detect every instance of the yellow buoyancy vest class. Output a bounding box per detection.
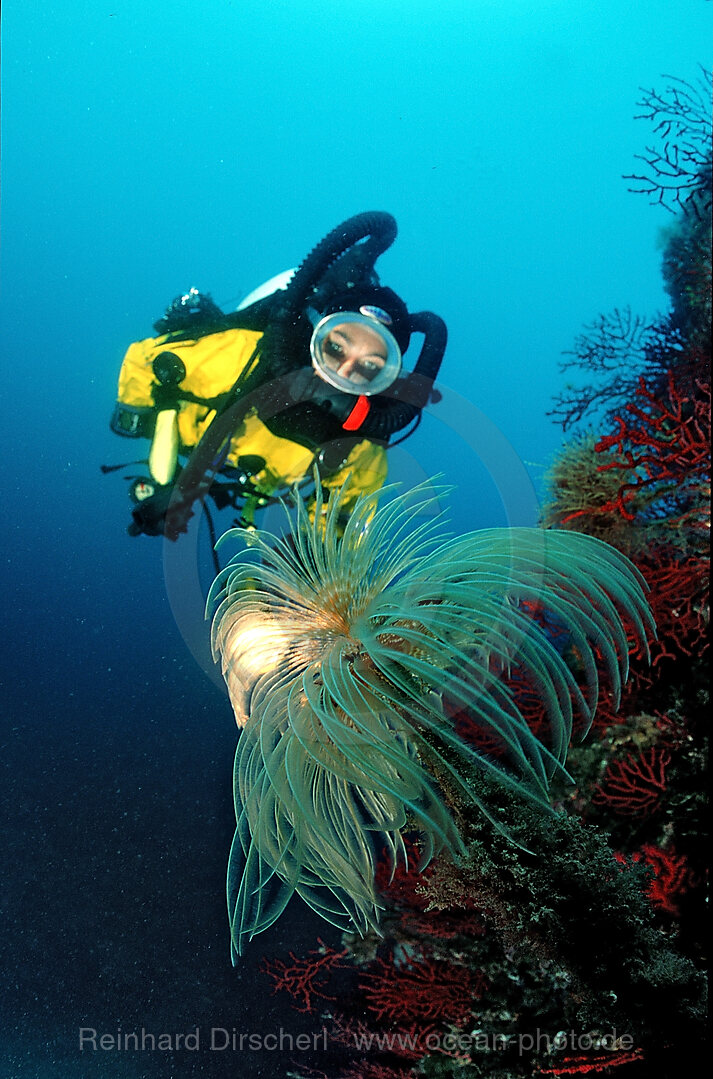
[114,327,388,507]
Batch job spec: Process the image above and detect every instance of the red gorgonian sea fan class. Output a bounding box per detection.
[594,373,710,530]
[538,1046,645,1075]
[358,955,486,1026]
[615,844,692,916]
[592,746,671,817]
[260,939,348,1013]
[638,551,709,665]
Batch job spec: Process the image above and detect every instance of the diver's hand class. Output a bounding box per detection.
[128,485,175,537]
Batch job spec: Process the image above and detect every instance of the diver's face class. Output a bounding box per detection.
[321,322,388,387]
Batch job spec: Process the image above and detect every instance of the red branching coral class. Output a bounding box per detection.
[588,688,633,733]
[551,374,710,672]
[451,708,507,756]
[399,906,487,941]
[594,374,710,529]
[446,599,580,755]
[638,551,709,664]
[449,670,557,757]
[615,843,692,916]
[506,666,560,742]
[592,747,671,816]
[538,1046,645,1074]
[358,955,484,1026]
[374,838,431,909]
[260,938,348,1013]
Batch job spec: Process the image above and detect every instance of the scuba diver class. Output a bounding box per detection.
[107,212,447,544]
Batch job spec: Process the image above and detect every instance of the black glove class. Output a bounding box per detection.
[128,485,175,537]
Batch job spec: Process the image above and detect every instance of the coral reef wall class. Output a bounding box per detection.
[259,73,710,1079]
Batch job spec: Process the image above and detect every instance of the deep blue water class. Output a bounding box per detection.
[1,1,710,1076]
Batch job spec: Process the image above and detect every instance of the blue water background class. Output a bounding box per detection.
[1,1,710,1075]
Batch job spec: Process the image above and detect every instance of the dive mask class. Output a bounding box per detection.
[309,307,402,396]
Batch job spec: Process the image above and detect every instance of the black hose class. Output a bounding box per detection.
[275,211,397,324]
[356,310,448,440]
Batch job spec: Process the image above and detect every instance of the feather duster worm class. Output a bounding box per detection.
[208,483,654,959]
